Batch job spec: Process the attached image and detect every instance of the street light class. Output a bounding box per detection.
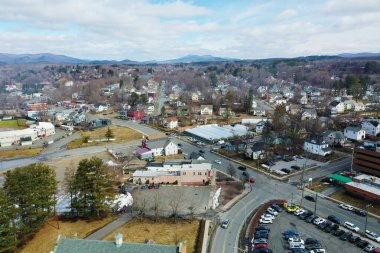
[364,204,373,233]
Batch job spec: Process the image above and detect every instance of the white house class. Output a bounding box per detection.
[322,130,347,146]
[255,120,267,133]
[362,120,380,137]
[353,102,365,111]
[300,96,308,105]
[330,101,345,114]
[253,109,266,117]
[245,142,265,160]
[301,109,317,121]
[146,138,178,156]
[251,100,258,109]
[163,117,178,129]
[200,105,213,115]
[191,92,199,101]
[344,126,366,141]
[303,139,332,156]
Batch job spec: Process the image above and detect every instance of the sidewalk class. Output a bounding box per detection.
[85,214,133,240]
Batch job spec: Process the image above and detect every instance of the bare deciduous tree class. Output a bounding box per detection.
[227,164,236,179]
[169,188,184,223]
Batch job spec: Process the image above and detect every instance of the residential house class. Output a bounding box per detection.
[255,120,267,133]
[353,101,365,111]
[144,138,178,156]
[251,100,258,109]
[303,138,332,156]
[344,126,366,141]
[288,104,301,115]
[133,159,214,185]
[200,105,213,115]
[300,108,317,121]
[53,235,188,253]
[245,142,265,160]
[330,101,345,114]
[189,151,205,160]
[92,103,108,113]
[273,97,287,106]
[136,147,153,160]
[191,92,199,101]
[362,119,380,137]
[121,109,145,121]
[300,95,308,105]
[163,117,178,129]
[322,130,347,146]
[219,107,235,117]
[253,109,266,117]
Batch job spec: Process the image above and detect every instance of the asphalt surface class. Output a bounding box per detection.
[269,212,364,253]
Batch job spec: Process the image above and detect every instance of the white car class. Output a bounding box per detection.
[267,207,278,216]
[365,230,380,242]
[221,219,229,229]
[294,208,305,216]
[339,204,353,211]
[259,217,273,224]
[313,217,326,225]
[289,242,305,249]
[309,249,326,253]
[288,237,304,244]
[344,221,360,232]
[261,213,275,220]
[214,160,222,164]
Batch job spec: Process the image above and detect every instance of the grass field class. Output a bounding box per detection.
[154,153,185,163]
[103,218,200,253]
[330,190,380,216]
[307,182,331,193]
[0,119,27,130]
[67,125,142,149]
[20,216,116,253]
[0,148,42,160]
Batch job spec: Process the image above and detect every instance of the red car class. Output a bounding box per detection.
[253,244,268,249]
[248,177,256,183]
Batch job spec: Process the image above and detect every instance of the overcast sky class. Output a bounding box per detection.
[0,0,379,61]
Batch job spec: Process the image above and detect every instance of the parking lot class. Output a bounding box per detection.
[265,157,325,176]
[268,212,362,253]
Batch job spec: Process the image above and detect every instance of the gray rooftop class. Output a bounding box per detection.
[54,238,178,253]
[147,138,172,149]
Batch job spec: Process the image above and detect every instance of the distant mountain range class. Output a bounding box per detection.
[0,52,379,65]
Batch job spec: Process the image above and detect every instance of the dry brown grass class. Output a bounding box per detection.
[67,125,141,149]
[103,218,200,253]
[20,216,116,253]
[0,119,27,130]
[330,190,380,216]
[0,148,42,160]
[154,153,185,163]
[307,183,331,193]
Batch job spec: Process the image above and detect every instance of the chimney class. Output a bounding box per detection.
[115,233,123,248]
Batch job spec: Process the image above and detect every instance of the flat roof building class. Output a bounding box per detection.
[184,124,250,143]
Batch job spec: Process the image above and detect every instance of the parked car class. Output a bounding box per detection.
[271,204,283,212]
[248,177,256,183]
[353,208,367,216]
[238,166,247,171]
[305,243,322,250]
[288,237,304,244]
[324,223,335,233]
[344,221,360,232]
[283,230,299,239]
[259,217,273,224]
[340,231,353,240]
[339,203,354,211]
[309,250,326,253]
[299,211,312,220]
[253,244,269,250]
[304,195,316,202]
[256,226,271,232]
[313,217,325,225]
[287,205,300,213]
[291,165,301,170]
[305,214,316,223]
[349,235,361,244]
[255,230,270,239]
[356,239,370,249]
[327,215,341,224]
[199,150,205,153]
[294,208,306,216]
[221,219,229,228]
[252,249,272,253]
[214,160,222,164]
[333,229,345,236]
[252,238,268,245]
[305,238,319,245]
[261,213,275,220]
[267,207,278,216]
[364,244,376,252]
[281,168,291,174]
[242,171,249,178]
[365,230,380,242]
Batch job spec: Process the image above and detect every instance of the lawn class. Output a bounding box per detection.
[0,119,27,130]
[103,218,200,253]
[330,190,380,216]
[0,148,42,160]
[307,182,331,193]
[67,126,142,149]
[20,216,116,253]
[154,153,185,163]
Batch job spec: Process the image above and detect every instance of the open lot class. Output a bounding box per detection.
[132,185,212,216]
[154,153,185,163]
[0,147,42,160]
[0,119,27,130]
[67,125,142,149]
[268,212,362,253]
[268,157,325,176]
[103,218,200,253]
[20,216,116,253]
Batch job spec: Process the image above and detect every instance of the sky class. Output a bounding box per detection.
[0,0,379,61]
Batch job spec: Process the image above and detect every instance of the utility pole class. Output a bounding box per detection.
[314,192,318,215]
[364,204,373,233]
[350,147,355,173]
[299,161,306,208]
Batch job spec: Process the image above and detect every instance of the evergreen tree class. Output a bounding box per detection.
[4,164,57,242]
[0,189,17,253]
[244,89,254,113]
[105,127,114,141]
[71,157,114,218]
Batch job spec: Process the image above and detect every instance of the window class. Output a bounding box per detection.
[198,172,202,175]
[183,172,186,175]
[193,172,195,175]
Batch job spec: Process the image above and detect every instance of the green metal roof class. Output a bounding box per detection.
[329,174,352,184]
[54,238,178,253]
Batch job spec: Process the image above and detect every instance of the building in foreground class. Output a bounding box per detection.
[133,159,214,185]
[52,234,187,253]
[344,174,380,204]
[184,124,250,143]
[353,144,380,177]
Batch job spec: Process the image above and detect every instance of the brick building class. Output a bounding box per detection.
[353,146,380,177]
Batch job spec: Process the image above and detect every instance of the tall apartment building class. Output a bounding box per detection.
[353,144,380,177]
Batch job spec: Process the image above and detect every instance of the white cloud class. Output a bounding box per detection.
[277,9,298,21]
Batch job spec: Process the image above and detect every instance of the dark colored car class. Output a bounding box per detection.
[242,171,249,178]
[305,238,319,245]
[349,235,361,244]
[340,231,353,240]
[299,211,312,220]
[283,230,299,240]
[199,150,205,153]
[271,204,283,212]
[256,225,271,232]
[334,229,345,237]
[305,243,323,250]
[290,249,307,253]
[252,238,268,245]
[324,223,335,233]
[291,165,301,170]
[306,214,316,223]
[254,231,269,239]
[328,215,340,224]
[317,221,328,230]
[177,143,182,147]
[352,209,367,216]
[356,239,369,248]
[238,166,247,171]
[304,195,316,202]
[281,168,291,173]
